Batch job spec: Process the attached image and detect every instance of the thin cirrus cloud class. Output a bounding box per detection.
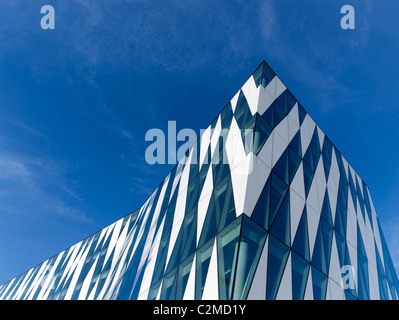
[36,0,265,75]
[0,115,92,224]
[0,151,92,224]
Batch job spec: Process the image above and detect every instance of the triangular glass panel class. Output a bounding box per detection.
[154,175,175,234]
[150,229,171,286]
[270,193,291,246]
[334,147,346,180]
[234,90,253,128]
[334,200,347,238]
[241,115,255,155]
[275,90,297,115]
[321,136,333,181]
[211,137,230,186]
[321,219,333,273]
[212,163,231,189]
[269,172,289,229]
[292,206,310,261]
[388,280,398,300]
[275,91,289,113]
[232,216,267,300]
[261,102,274,128]
[356,178,366,221]
[124,265,146,299]
[334,231,346,269]
[252,62,264,87]
[375,242,385,275]
[298,103,307,126]
[274,102,287,128]
[217,216,242,299]
[311,266,328,300]
[291,251,310,300]
[210,115,218,132]
[198,194,217,248]
[357,254,369,300]
[198,150,211,193]
[266,235,290,300]
[378,273,389,300]
[345,290,357,300]
[303,146,315,173]
[357,224,367,258]
[186,159,200,212]
[253,113,273,155]
[181,207,197,261]
[160,267,178,299]
[288,147,302,184]
[348,172,358,210]
[362,182,374,231]
[220,102,233,130]
[320,191,333,226]
[147,279,162,300]
[214,176,236,232]
[195,238,215,300]
[272,148,289,185]
[311,221,327,275]
[289,131,302,157]
[253,60,276,88]
[165,227,184,274]
[175,254,195,300]
[287,90,297,113]
[185,178,199,215]
[303,162,315,198]
[251,175,271,230]
[337,181,348,210]
[310,128,321,157]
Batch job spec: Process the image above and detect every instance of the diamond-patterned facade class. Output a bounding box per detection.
[0,61,398,300]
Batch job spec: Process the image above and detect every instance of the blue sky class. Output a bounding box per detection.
[0,0,399,284]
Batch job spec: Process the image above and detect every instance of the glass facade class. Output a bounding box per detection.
[0,60,398,300]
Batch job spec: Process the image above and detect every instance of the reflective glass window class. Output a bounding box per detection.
[232,216,267,300]
[217,216,242,299]
[266,234,290,300]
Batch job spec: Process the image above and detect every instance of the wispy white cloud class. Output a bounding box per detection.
[0,156,30,181]
[0,116,49,140]
[256,1,363,113]
[0,149,93,224]
[0,116,81,222]
[9,0,264,77]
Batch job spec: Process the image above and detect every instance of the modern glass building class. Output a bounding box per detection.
[0,61,398,300]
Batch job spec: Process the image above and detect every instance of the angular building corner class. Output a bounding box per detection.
[1,60,398,300]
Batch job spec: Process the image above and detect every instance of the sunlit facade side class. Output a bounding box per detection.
[0,61,398,300]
